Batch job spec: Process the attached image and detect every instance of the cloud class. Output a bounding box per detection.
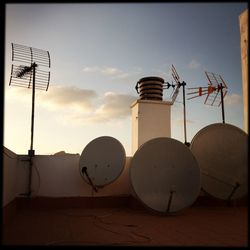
[72,92,137,124]
[6,85,98,113]
[82,66,100,73]
[82,66,122,76]
[175,119,195,125]
[95,92,136,118]
[82,65,143,82]
[224,93,243,106]
[101,67,123,76]
[6,83,137,126]
[40,85,96,107]
[188,59,201,69]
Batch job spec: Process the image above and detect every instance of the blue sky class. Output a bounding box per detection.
[4,3,248,156]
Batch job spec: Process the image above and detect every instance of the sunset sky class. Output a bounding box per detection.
[4,3,247,156]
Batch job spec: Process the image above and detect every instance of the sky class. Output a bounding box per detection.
[4,2,248,156]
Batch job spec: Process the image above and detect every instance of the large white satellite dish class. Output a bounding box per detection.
[129,137,201,214]
[79,136,126,190]
[190,123,248,200]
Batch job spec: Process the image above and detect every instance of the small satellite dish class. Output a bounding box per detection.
[79,136,126,190]
[129,137,201,214]
[190,123,248,200]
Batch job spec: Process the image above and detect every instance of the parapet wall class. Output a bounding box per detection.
[3,149,132,206]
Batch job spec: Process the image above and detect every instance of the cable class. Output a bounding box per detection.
[81,167,98,192]
[202,172,235,187]
[92,212,151,244]
[30,162,41,196]
[92,219,151,244]
[44,208,151,245]
[17,158,41,197]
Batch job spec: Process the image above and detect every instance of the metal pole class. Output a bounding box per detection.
[30,64,36,153]
[220,83,225,124]
[27,63,36,197]
[182,82,188,145]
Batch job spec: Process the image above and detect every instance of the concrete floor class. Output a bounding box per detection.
[2,203,248,246]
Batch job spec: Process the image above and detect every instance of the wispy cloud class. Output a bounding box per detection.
[82,65,143,82]
[175,119,195,125]
[224,93,243,106]
[73,92,136,124]
[6,85,137,126]
[188,59,201,70]
[82,66,100,73]
[6,85,98,113]
[82,66,122,76]
[101,67,123,76]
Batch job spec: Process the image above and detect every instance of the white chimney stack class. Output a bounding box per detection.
[131,76,172,155]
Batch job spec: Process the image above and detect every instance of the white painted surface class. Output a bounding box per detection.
[239,9,248,134]
[131,99,171,155]
[10,153,132,198]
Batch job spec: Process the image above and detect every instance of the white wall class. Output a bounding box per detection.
[3,147,18,207]
[14,153,132,198]
[239,9,248,134]
[3,148,206,207]
[131,100,171,154]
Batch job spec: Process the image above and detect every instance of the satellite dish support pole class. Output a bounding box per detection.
[181,81,188,145]
[219,83,225,124]
[27,63,37,197]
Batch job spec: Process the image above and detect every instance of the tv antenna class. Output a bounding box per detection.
[9,43,51,197]
[187,71,228,123]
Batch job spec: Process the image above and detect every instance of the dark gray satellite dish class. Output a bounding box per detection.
[190,123,248,201]
[129,137,201,214]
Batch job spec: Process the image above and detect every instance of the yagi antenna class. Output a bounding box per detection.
[187,71,228,123]
[8,43,51,197]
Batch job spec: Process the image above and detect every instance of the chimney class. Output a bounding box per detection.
[131,76,172,155]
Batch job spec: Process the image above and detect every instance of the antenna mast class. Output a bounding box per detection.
[168,64,188,145]
[9,43,51,197]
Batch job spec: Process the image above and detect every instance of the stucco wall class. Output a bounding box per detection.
[239,9,248,134]
[12,153,132,199]
[131,100,171,155]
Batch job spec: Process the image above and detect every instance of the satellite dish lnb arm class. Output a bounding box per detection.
[82,167,98,192]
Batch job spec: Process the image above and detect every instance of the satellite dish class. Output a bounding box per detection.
[190,123,248,200]
[79,136,126,190]
[129,137,201,214]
